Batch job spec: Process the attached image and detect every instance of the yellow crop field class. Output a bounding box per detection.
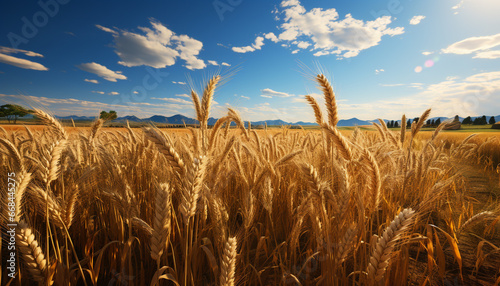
[1,75,499,285]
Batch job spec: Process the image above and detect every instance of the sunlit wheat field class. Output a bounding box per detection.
[1,75,500,285]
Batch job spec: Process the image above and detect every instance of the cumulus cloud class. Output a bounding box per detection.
[264,32,279,43]
[232,36,265,53]
[85,79,99,84]
[273,0,404,58]
[208,60,219,66]
[78,62,127,82]
[422,51,433,56]
[261,88,294,98]
[109,91,119,95]
[0,46,48,71]
[97,20,206,70]
[442,33,500,58]
[221,62,231,66]
[409,15,426,25]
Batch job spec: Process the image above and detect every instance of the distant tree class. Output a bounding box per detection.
[0,104,32,123]
[407,119,411,129]
[462,116,472,125]
[426,119,431,126]
[100,110,117,121]
[430,119,435,126]
[394,121,399,128]
[435,118,441,125]
[490,116,496,125]
[473,116,487,125]
[387,120,393,128]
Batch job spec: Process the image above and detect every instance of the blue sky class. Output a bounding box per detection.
[1,0,500,122]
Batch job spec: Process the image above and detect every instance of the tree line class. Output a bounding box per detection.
[0,104,118,124]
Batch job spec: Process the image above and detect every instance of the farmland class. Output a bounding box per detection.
[1,75,500,285]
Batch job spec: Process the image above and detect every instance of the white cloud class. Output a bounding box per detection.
[442,33,500,59]
[109,91,119,95]
[375,69,385,74]
[452,0,464,14]
[273,0,404,58]
[409,15,426,25]
[264,32,279,43]
[172,81,187,85]
[261,88,294,98]
[208,60,219,66]
[78,62,127,82]
[241,95,250,100]
[175,94,190,98]
[92,91,105,94]
[133,91,139,94]
[473,50,500,59]
[296,41,310,49]
[151,97,192,105]
[232,36,265,53]
[291,49,299,54]
[84,79,99,84]
[221,62,231,66]
[0,46,48,71]
[422,51,433,56]
[98,20,206,70]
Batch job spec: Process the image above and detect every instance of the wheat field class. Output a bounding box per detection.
[1,75,500,285]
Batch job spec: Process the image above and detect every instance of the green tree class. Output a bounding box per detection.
[462,116,472,125]
[489,116,496,125]
[100,110,117,121]
[406,119,411,129]
[435,118,441,125]
[394,121,399,128]
[0,104,32,123]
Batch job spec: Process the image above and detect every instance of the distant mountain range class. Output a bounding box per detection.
[53,114,500,127]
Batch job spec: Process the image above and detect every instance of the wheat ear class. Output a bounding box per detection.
[305,95,324,125]
[220,236,237,286]
[316,74,339,127]
[201,75,221,123]
[400,114,406,144]
[16,220,49,283]
[322,124,352,160]
[411,108,431,137]
[32,108,68,139]
[0,137,24,172]
[144,127,185,175]
[150,183,172,262]
[367,208,416,284]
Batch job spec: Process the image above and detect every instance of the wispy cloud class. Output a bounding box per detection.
[208,60,219,66]
[375,69,385,74]
[442,33,500,58]
[172,81,187,85]
[109,91,119,95]
[92,91,105,94]
[0,46,48,71]
[175,94,190,98]
[221,62,231,66]
[151,97,192,105]
[84,79,99,84]
[261,88,294,98]
[78,62,127,82]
